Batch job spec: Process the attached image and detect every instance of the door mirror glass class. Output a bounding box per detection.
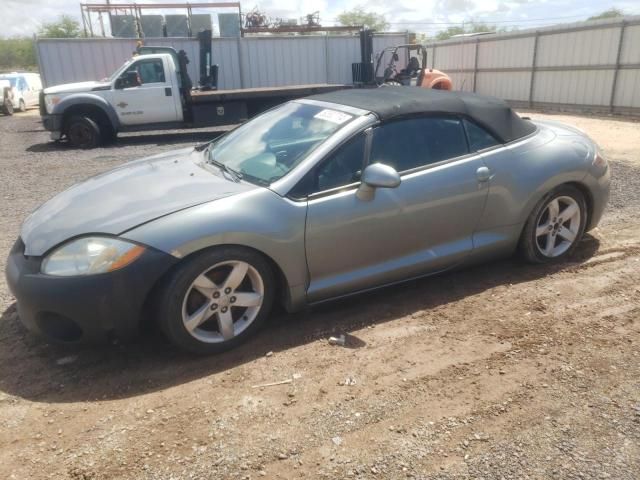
[361,163,401,188]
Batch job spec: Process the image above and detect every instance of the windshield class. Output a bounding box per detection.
[208,102,354,185]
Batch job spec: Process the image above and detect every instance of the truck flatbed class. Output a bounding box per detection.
[188,83,352,126]
[189,84,349,104]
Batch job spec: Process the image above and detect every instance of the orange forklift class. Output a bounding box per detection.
[352,31,452,91]
[374,44,452,90]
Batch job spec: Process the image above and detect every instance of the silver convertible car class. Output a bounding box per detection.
[6,88,610,353]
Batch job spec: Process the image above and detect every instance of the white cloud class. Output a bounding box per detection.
[3,0,640,37]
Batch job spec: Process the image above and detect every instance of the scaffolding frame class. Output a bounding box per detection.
[80,1,242,38]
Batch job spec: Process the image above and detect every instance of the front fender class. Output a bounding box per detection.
[52,93,120,129]
[120,188,309,310]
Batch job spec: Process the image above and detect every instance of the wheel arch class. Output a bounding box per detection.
[61,104,113,135]
[140,243,294,333]
[517,180,593,244]
[564,181,594,231]
[53,94,120,133]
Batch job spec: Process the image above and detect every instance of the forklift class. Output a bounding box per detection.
[374,44,452,90]
[352,31,452,90]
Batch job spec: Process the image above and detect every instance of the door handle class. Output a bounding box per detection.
[476,166,491,182]
[165,87,172,96]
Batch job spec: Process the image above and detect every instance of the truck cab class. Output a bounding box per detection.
[104,53,184,125]
[41,53,185,148]
[40,44,347,149]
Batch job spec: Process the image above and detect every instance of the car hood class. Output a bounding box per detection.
[21,147,256,256]
[44,81,110,95]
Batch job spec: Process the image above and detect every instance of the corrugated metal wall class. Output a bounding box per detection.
[426,16,640,115]
[36,33,407,90]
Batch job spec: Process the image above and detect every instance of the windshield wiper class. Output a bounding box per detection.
[194,141,242,182]
[209,157,243,183]
[194,139,215,152]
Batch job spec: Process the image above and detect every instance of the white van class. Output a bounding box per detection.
[0,72,43,112]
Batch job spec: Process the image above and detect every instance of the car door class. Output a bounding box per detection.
[111,57,180,126]
[304,115,491,303]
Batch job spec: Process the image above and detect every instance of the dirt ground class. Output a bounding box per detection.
[0,109,639,480]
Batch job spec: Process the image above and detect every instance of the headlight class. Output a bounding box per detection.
[44,95,60,114]
[41,237,146,276]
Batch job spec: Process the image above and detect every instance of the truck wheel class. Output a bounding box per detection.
[18,99,26,112]
[67,115,101,149]
[2,99,14,115]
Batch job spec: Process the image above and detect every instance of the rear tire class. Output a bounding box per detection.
[157,247,275,355]
[18,99,26,112]
[66,115,101,149]
[2,99,13,115]
[519,185,587,264]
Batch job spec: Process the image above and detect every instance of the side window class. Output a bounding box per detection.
[127,59,166,84]
[463,118,500,151]
[370,116,468,172]
[290,134,365,197]
[316,134,365,192]
[18,77,26,90]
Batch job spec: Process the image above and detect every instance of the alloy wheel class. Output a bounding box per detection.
[181,261,264,343]
[535,195,581,258]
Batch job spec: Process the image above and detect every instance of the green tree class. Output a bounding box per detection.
[0,37,37,70]
[337,7,389,31]
[588,8,624,21]
[38,14,82,38]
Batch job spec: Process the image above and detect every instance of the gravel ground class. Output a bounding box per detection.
[0,109,639,480]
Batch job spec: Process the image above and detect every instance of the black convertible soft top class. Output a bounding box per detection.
[309,87,536,143]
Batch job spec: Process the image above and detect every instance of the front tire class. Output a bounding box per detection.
[66,115,101,149]
[157,247,275,354]
[520,185,587,263]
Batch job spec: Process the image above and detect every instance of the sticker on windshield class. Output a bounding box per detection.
[314,109,352,125]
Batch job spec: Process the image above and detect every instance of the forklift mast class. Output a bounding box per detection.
[197,29,218,91]
[352,29,375,86]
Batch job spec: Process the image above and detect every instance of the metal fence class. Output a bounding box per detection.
[425,16,640,116]
[35,34,407,90]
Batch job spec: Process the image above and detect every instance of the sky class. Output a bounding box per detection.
[3,0,640,37]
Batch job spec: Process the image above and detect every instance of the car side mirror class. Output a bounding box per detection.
[117,71,141,89]
[357,163,401,201]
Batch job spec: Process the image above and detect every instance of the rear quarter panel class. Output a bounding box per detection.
[477,123,595,232]
[468,122,597,262]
